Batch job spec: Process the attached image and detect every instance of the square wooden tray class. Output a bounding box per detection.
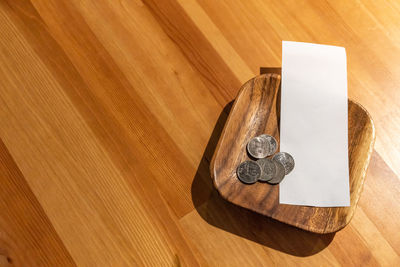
[210,70,375,233]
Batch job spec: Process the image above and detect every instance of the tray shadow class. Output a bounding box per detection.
[191,100,335,257]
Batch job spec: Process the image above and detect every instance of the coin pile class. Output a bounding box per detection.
[236,134,294,185]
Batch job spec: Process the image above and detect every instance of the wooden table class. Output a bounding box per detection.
[0,1,399,266]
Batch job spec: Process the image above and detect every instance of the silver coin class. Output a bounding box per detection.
[267,161,286,184]
[259,134,278,156]
[247,136,270,159]
[256,158,276,182]
[236,161,261,184]
[272,152,295,175]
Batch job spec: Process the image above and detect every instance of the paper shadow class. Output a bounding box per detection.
[191,98,335,257]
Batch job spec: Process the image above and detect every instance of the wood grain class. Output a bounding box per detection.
[0,0,399,265]
[211,73,375,233]
[0,139,75,267]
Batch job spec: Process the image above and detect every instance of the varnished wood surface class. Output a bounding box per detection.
[211,73,375,233]
[0,0,399,266]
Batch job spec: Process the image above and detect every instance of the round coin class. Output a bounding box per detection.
[267,161,286,184]
[272,152,295,175]
[236,161,261,184]
[247,136,270,159]
[259,134,278,156]
[256,158,276,182]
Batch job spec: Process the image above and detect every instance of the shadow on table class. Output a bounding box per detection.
[191,100,335,257]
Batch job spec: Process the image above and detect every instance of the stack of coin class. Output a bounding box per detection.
[236,134,294,185]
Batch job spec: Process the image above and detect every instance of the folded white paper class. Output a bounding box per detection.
[279,41,350,207]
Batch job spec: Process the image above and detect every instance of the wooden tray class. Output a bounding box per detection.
[210,72,375,233]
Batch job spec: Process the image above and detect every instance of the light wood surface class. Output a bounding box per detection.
[211,73,375,233]
[0,0,399,266]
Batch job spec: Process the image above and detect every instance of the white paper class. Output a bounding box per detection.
[279,41,350,207]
